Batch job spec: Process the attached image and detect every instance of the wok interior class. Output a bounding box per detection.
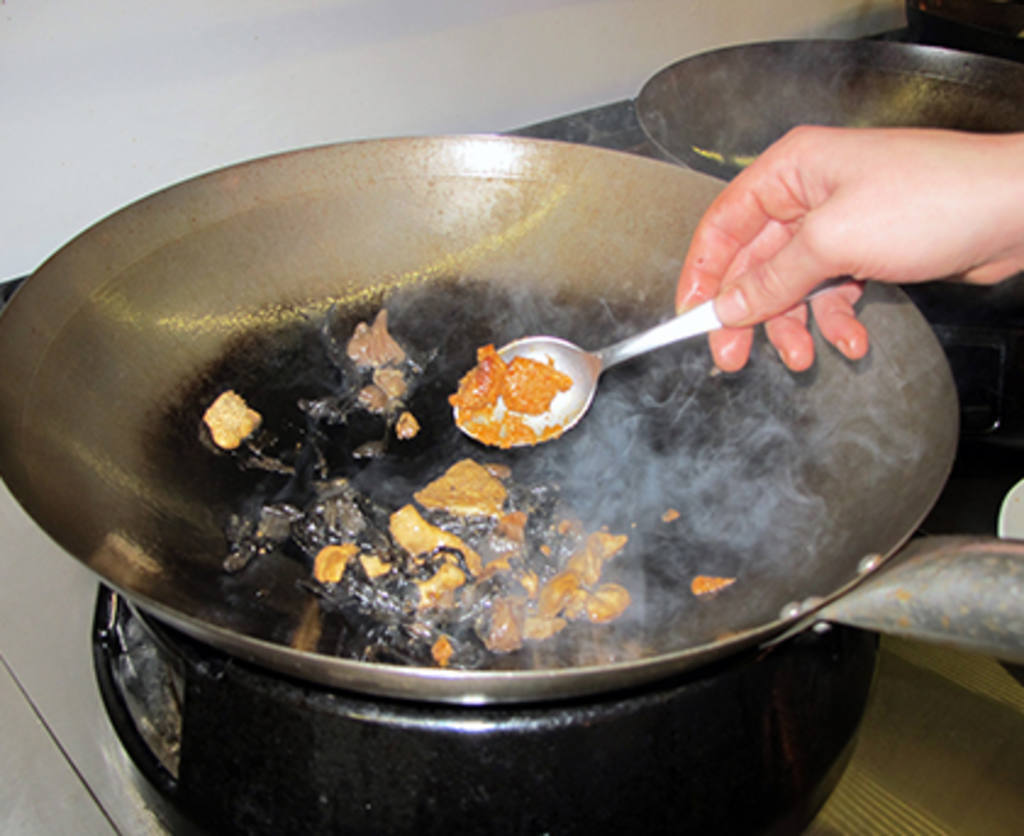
[0,137,958,690]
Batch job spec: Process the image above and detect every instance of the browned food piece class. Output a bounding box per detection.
[556,517,584,537]
[588,531,628,559]
[565,546,602,587]
[359,553,392,579]
[449,344,505,411]
[565,531,629,586]
[522,615,567,641]
[502,355,573,415]
[203,390,262,450]
[661,508,681,523]
[372,367,407,400]
[478,556,513,580]
[413,459,507,518]
[561,587,592,621]
[519,569,540,599]
[431,635,455,667]
[395,411,420,440]
[691,575,737,596]
[357,384,389,414]
[389,504,483,575]
[480,598,524,653]
[583,583,632,623]
[346,309,406,369]
[313,543,358,584]
[496,510,528,544]
[537,570,581,619]
[416,562,467,609]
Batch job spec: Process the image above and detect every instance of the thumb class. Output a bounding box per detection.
[714,230,835,327]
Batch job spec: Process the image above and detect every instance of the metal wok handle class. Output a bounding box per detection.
[773,536,1024,663]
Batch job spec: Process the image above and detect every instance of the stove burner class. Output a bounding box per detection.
[93,586,876,835]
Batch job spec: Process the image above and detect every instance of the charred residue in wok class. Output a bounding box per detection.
[152,274,888,670]
[150,279,669,669]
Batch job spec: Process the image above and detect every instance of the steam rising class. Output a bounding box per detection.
[184,276,944,669]
[375,279,933,656]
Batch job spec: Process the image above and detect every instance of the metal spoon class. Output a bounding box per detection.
[454,280,847,447]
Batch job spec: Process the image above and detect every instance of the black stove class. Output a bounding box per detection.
[94,587,876,835]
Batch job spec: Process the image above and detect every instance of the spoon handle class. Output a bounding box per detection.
[595,300,721,370]
[594,277,850,372]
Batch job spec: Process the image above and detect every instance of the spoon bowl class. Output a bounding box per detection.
[453,280,847,446]
[454,297,722,446]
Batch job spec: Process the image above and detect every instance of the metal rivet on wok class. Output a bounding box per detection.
[801,596,824,613]
[779,596,825,621]
[857,553,884,575]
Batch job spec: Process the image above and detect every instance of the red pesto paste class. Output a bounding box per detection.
[449,344,573,448]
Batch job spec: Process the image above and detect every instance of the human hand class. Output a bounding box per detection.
[676,126,1024,371]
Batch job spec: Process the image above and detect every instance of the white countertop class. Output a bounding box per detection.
[0,479,167,834]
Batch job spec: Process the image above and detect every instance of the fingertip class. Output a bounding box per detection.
[765,311,815,372]
[676,267,720,314]
[772,327,815,372]
[836,326,869,360]
[815,307,869,361]
[709,328,753,372]
[809,285,869,362]
[781,342,815,372]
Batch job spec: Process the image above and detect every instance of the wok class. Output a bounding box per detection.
[0,135,1021,704]
[907,1,1024,65]
[636,39,1024,179]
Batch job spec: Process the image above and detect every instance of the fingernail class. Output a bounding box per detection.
[837,335,868,360]
[675,284,707,315]
[715,286,750,324]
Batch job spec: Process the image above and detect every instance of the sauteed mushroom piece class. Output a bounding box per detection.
[389,504,483,576]
[431,635,455,667]
[691,575,737,596]
[413,459,507,518]
[203,390,262,450]
[395,411,420,440]
[347,309,406,369]
[313,543,357,584]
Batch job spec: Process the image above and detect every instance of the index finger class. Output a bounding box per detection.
[676,183,771,311]
[676,140,815,311]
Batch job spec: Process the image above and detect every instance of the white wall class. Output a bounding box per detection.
[1,0,904,279]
